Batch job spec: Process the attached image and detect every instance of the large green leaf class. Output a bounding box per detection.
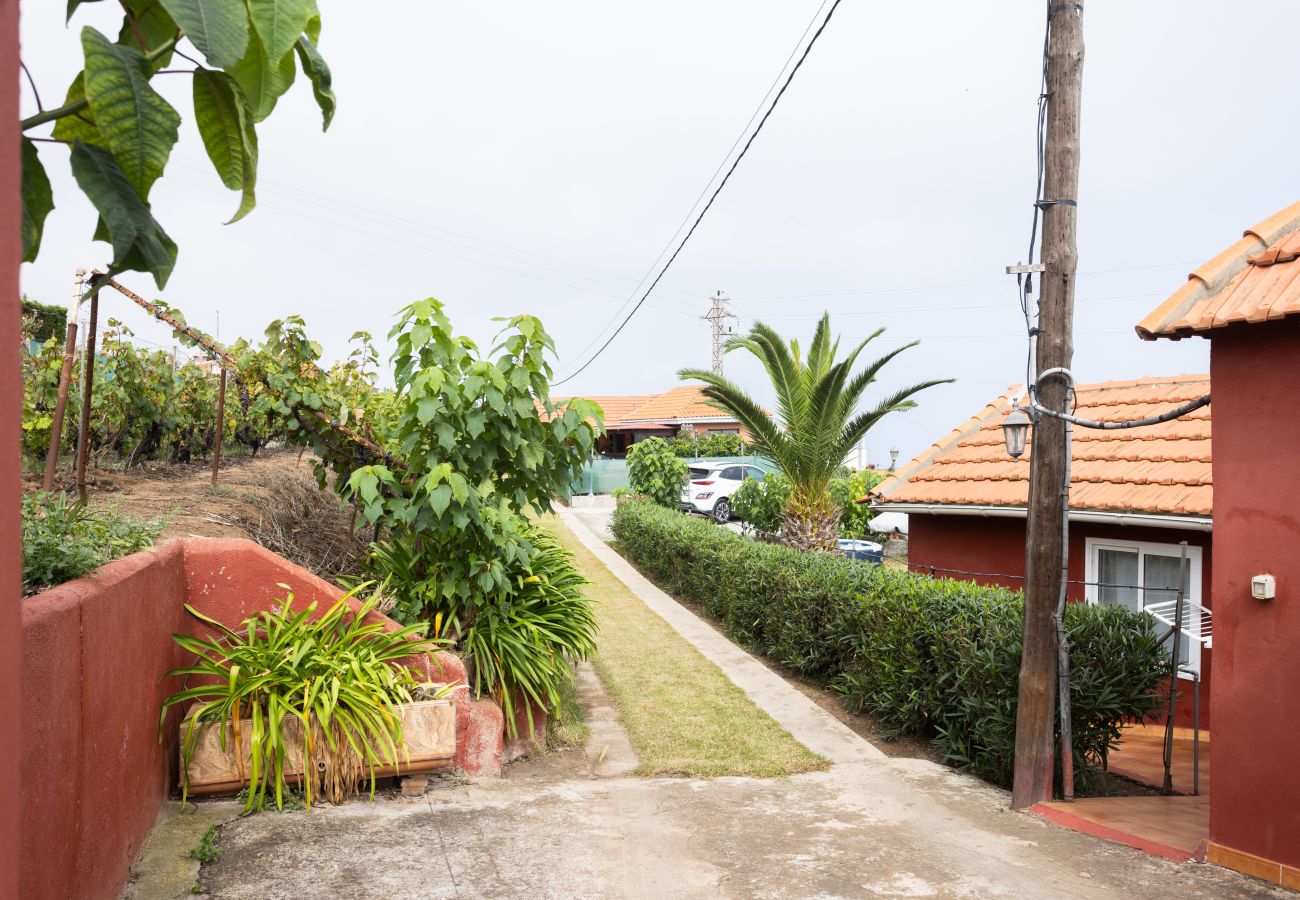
[118,0,179,70]
[159,0,249,69]
[21,139,54,263]
[248,0,313,67]
[305,0,321,42]
[49,73,103,145]
[294,36,334,131]
[229,27,296,122]
[80,26,181,201]
[69,140,178,288]
[192,68,259,222]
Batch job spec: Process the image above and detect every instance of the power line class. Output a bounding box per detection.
[554,0,847,386]
[164,175,707,310]
[554,0,837,374]
[742,260,1201,302]
[744,290,1166,318]
[171,156,709,303]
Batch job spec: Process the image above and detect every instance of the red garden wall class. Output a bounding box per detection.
[906,513,1213,727]
[3,2,22,896]
[20,538,482,900]
[1206,317,1300,871]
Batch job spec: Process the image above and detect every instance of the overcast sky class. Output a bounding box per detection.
[20,2,1299,465]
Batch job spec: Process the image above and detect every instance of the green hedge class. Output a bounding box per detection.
[611,500,1167,791]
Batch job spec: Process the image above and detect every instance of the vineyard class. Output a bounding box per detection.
[22,283,389,482]
[23,272,605,734]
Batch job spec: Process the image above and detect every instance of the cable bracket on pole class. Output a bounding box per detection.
[1049,3,1083,17]
[1034,199,1077,208]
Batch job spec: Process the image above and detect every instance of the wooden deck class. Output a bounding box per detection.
[1035,795,1209,861]
[1106,723,1209,795]
[1035,724,1211,861]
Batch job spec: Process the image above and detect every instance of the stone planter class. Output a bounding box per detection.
[181,698,456,796]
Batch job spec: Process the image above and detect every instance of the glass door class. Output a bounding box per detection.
[1088,539,1202,676]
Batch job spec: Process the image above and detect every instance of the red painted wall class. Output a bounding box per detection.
[906,513,1213,727]
[1207,317,1300,869]
[3,1,22,896]
[21,538,469,900]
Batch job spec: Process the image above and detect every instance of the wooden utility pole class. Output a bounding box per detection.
[1011,0,1084,811]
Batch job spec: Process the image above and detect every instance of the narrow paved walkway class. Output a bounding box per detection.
[195,511,1283,899]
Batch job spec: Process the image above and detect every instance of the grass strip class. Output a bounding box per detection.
[542,514,828,778]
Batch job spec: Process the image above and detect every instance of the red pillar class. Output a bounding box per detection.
[2,0,25,897]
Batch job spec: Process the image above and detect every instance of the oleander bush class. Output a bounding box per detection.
[611,500,1167,791]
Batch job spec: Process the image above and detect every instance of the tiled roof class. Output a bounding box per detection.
[620,385,728,423]
[548,386,733,429]
[547,395,655,429]
[1137,201,1300,340]
[871,375,1212,519]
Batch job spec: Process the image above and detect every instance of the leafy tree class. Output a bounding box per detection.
[342,298,602,616]
[625,437,687,509]
[338,300,602,731]
[21,297,68,345]
[20,0,335,286]
[680,314,949,552]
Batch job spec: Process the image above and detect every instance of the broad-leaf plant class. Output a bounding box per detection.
[21,0,336,287]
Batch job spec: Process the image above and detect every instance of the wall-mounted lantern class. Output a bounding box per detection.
[1002,404,1032,460]
[888,446,899,471]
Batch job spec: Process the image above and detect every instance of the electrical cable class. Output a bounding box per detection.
[555,0,835,373]
[1013,3,1209,431]
[553,0,847,387]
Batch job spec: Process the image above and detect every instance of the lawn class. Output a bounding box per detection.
[540,515,828,778]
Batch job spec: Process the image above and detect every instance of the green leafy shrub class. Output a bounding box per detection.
[611,500,1167,791]
[730,471,790,534]
[453,524,598,735]
[21,491,162,595]
[625,437,687,509]
[829,468,886,539]
[666,433,747,457]
[161,591,447,811]
[734,469,884,540]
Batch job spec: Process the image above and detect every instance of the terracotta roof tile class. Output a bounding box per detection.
[620,385,729,423]
[871,374,1212,519]
[1137,201,1300,339]
[548,385,738,430]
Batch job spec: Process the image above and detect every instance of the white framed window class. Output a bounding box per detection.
[1084,537,1204,677]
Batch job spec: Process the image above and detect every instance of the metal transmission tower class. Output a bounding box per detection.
[703,291,737,375]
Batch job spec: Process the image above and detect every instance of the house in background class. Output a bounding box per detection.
[1136,200,1300,885]
[869,199,1300,885]
[869,374,1213,727]
[551,385,749,456]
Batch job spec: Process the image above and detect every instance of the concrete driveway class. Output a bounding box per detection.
[185,510,1282,899]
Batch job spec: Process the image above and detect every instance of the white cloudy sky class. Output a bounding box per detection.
[20,2,1298,464]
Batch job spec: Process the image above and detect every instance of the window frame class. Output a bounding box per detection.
[1084,536,1204,678]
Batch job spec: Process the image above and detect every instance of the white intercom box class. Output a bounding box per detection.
[1251,574,1276,601]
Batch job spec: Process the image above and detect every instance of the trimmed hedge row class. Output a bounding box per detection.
[611,500,1168,790]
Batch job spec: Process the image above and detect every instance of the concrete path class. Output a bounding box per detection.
[193,511,1283,899]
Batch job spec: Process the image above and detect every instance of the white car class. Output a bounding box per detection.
[680,463,768,523]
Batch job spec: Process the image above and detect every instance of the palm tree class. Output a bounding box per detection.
[680,314,950,552]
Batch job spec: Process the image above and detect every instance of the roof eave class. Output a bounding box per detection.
[870,502,1212,532]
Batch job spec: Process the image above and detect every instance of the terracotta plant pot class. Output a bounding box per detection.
[180,699,456,796]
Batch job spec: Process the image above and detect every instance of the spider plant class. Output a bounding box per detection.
[159,589,447,811]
